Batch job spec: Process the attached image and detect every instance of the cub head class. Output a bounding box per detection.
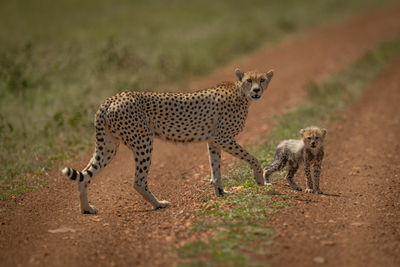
[235,68,274,101]
[300,126,327,150]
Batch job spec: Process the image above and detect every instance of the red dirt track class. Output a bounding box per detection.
[267,58,400,267]
[1,3,400,267]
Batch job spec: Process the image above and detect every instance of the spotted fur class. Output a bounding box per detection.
[62,68,274,214]
[263,126,326,194]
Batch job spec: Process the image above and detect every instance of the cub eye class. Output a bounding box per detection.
[260,78,266,83]
[246,78,252,83]
[315,137,319,140]
[307,137,311,140]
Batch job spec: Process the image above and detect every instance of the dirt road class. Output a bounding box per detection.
[267,58,400,267]
[1,3,400,267]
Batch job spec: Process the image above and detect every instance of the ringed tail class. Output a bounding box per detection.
[61,167,93,182]
[61,99,113,183]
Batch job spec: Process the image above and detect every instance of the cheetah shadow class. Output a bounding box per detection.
[293,191,342,203]
[321,192,341,197]
[275,184,342,201]
[132,208,160,213]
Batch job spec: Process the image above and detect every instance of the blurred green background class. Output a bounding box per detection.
[0,0,395,184]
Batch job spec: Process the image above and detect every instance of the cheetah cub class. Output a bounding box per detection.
[263,126,327,194]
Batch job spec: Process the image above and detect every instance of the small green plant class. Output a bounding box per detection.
[0,170,48,200]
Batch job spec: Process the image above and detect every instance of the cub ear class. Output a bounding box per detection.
[299,129,305,137]
[266,70,274,80]
[235,68,244,81]
[321,128,327,138]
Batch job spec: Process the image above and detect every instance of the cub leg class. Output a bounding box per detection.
[263,147,287,185]
[286,163,302,191]
[304,162,314,193]
[214,138,265,185]
[207,142,229,196]
[313,163,323,194]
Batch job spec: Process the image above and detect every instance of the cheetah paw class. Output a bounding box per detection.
[291,186,302,191]
[266,182,273,186]
[154,200,171,210]
[218,190,231,197]
[315,189,323,194]
[81,204,98,214]
[305,188,314,193]
[215,187,231,197]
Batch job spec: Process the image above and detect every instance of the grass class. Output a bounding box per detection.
[0,172,48,200]
[174,37,400,266]
[0,0,396,191]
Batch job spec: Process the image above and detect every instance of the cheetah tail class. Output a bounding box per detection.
[61,167,89,182]
[61,100,116,183]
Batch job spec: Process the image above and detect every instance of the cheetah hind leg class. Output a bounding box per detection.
[263,149,288,186]
[79,130,120,213]
[263,159,285,186]
[78,182,98,214]
[286,165,302,191]
[131,135,170,209]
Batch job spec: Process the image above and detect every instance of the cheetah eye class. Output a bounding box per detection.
[315,137,319,140]
[246,78,252,83]
[260,78,266,83]
[307,137,311,140]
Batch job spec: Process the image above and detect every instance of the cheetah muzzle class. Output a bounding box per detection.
[61,68,274,214]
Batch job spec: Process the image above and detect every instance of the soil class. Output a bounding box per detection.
[1,3,400,267]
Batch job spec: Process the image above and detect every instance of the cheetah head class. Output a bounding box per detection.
[235,68,274,100]
[300,126,327,150]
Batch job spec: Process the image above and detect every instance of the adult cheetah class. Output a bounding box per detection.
[62,68,274,214]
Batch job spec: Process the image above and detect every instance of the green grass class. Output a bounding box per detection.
[174,37,400,266]
[0,0,396,189]
[0,170,48,200]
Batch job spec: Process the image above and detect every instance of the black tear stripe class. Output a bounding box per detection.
[79,172,84,182]
[71,169,77,180]
[91,164,98,170]
[87,170,93,177]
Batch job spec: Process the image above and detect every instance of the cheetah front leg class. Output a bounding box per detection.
[207,142,229,196]
[313,163,323,194]
[131,135,170,209]
[214,138,265,186]
[304,162,314,193]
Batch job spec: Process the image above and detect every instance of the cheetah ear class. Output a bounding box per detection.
[235,68,244,81]
[321,128,327,138]
[266,70,274,80]
[299,129,305,137]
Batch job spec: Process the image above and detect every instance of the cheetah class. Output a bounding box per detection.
[263,126,326,194]
[61,68,274,214]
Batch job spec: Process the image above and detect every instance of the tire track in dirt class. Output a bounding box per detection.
[266,57,400,267]
[1,3,400,267]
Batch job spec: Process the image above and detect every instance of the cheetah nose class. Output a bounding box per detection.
[253,88,260,93]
